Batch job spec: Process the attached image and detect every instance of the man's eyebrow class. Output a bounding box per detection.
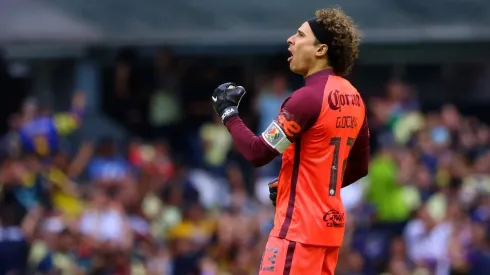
[297,30,306,36]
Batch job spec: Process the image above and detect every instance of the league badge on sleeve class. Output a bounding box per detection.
[261,121,292,153]
[265,126,281,141]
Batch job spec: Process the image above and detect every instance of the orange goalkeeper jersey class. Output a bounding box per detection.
[265,69,367,247]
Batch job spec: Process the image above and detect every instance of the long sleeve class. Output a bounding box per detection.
[224,86,322,167]
[225,116,278,167]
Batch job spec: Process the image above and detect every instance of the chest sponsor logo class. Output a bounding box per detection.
[327,90,361,112]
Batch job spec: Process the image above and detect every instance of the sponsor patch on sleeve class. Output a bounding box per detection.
[261,121,291,153]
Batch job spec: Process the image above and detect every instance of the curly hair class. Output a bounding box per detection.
[315,7,361,77]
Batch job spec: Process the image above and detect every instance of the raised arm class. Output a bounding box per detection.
[220,85,321,167]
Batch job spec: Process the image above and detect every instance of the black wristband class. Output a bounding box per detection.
[220,106,239,122]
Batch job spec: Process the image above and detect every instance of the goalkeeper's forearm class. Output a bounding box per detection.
[225,116,279,167]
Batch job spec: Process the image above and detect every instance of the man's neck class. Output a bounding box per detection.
[305,64,332,78]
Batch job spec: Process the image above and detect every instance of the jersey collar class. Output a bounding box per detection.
[305,68,334,86]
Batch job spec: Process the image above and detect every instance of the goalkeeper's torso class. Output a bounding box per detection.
[270,75,366,247]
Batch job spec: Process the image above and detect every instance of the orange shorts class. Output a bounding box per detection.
[259,236,340,275]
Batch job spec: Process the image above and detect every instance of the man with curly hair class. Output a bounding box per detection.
[210,7,370,274]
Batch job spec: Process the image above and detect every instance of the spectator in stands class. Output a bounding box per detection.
[48,152,84,218]
[16,92,86,158]
[149,50,183,150]
[87,138,130,185]
[254,73,291,177]
[199,114,233,176]
[0,204,36,275]
[2,114,22,158]
[79,188,132,250]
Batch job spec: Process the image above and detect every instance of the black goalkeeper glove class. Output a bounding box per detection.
[268,178,278,207]
[211,82,246,123]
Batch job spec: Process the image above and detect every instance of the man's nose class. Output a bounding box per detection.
[287,36,294,45]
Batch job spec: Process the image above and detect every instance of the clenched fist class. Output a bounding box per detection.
[211,82,246,123]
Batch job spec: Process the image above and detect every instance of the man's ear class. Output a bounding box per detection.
[315,44,328,58]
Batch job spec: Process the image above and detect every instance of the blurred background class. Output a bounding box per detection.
[0,1,490,275]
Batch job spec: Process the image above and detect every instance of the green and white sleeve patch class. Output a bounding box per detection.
[261,121,292,153]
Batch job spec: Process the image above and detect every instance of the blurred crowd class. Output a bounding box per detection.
[0,50,489,275]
